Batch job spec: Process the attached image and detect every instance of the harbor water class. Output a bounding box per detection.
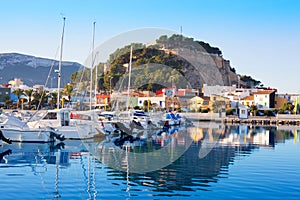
[1,124,300,199]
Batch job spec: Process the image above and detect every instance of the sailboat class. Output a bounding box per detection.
[23,19,102,140]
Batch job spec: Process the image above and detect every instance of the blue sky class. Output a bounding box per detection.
[1,0,299,93]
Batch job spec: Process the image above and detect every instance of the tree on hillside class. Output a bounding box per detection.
[240,75,262,88]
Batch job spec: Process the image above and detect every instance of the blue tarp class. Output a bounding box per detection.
[10,93,18,102]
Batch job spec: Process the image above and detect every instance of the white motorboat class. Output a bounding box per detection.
[26,108,102,140]
[0,113,63,143]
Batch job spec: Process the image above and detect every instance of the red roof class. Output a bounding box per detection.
[253,90,276,95]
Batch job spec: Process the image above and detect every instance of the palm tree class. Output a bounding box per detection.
[13,88,24,109]
[24,89,34,109]
[63,83,74,103]
[48,92,58,108]
[32,91,42,110]
[31,90,48,109]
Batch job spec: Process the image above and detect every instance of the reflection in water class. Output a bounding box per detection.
[98,124,297,197]
[0,125,299,199]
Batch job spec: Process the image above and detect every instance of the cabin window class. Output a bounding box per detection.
[43,112,57,120]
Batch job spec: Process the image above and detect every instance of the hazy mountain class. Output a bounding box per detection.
[0,53,83,88]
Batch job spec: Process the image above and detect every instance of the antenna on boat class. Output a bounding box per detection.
[57,17,66,109]
[89,21,96,111]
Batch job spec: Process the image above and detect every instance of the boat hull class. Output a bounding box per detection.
[0,128,53,143]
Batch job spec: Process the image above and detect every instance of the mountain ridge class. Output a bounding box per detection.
[0,52,83,87]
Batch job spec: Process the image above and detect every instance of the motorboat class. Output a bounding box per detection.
[0,112,63,143]
[26,108,102,140]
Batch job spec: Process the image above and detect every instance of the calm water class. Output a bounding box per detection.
[1,124,300,199]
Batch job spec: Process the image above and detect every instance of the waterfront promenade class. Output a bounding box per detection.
[181,112,300,127]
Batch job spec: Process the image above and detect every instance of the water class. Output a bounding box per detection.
[1,125,300,199]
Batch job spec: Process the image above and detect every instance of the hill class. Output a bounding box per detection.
[73,34,253,93]
[0,53,83,88]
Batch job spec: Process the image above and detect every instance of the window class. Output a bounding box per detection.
[241,110,246,114]
[203,101,209,105]
[43,112,57,120]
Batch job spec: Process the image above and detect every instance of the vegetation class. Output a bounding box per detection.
[250,105,258,116]
[226,108,235,115]
[278,102,294,114]
[24,89,34,108]
[70,34,229,93]
[240,75,262,88]
[155,34,222,55]
[63,83,74,102]
[12,88,24,109]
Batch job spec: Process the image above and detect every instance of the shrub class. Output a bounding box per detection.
[201,108,209,113]
[226,108,235,115]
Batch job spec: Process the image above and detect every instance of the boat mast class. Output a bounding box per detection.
[89,22,96,111]
[93,22,98,108]
[126,45,133,111]
[57,17,66,109]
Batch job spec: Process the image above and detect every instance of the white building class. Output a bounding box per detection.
[137,97,165,108]
[253,90,276,109]
[202,84,236,97]
[8,78,24,87]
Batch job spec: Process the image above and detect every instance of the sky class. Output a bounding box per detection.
[0,0,299,93]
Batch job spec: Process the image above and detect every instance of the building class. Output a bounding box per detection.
[275,96,288,109]
[0,87,11,106]
[138,96,165,109]
[202,84,236,97]
[8,78,24,87]
[177,88,198,111]
[165,96,181,111]
[95,94,111,107]
[241,95,255,107]
[238,104,249,119]
[210,94,231,111]
[188,96,211,112]
[253,90,276,109]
